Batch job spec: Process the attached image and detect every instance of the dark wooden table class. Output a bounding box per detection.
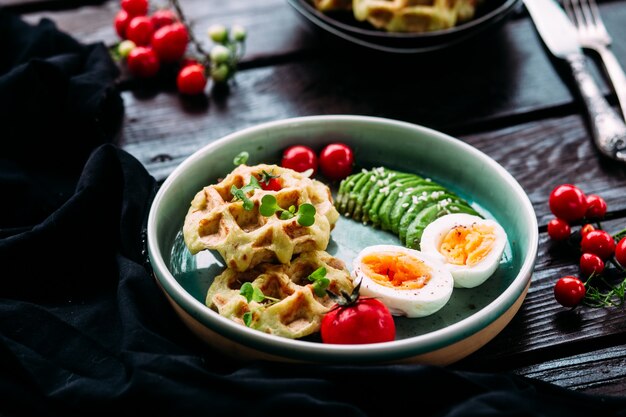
[7,0,626,397]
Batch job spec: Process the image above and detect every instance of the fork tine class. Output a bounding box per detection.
[579,0,595,30]
[563,0,576,22]
[587,0,609,35]
[570,0,587,31]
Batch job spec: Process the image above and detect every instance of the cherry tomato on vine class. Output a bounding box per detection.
[319,143,354,181]
[125,16,155,46]
[150,9,177,30]
[581,224,595,238]
[281,145,318,174]
[321,297,395,344]
[549,184,587,222]
[127,46,160,78]
[615,237,626,268]
[581,229,616,260]
[176,64,207,95]
[585,194,607,219]
[260,178,281,191]
[152,23,189,62]
[579,253,605,277]
[547,218,571,241]
[114,9,131,39]
[554,276,586,307]
[120,0,148,17]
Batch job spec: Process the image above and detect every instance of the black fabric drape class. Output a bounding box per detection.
[1,9,626,417]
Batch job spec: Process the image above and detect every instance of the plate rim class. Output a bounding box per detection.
[147,115,539,363]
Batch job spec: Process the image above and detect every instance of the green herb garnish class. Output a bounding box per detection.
[259,194,316,226]
[240,282,265,303]
[242,312,252,327]
[239,282,280,327]
[231,177,261,210]
[307,267,330,297]
[233,151,249,166]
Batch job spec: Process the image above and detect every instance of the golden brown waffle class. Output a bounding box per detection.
[349,0,478,32]
[206,251,354,339]
[312,0,353,11]
[183,163,340,272]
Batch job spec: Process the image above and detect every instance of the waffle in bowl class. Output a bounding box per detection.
[317,0,479,32]
[312,0,353,11]
[183,163,340,272]
[206,251,354,339]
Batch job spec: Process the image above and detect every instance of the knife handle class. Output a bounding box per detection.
[566,53,626,162]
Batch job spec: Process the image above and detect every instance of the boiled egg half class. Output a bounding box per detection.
[352,245,454,318]
[420,213,507,289]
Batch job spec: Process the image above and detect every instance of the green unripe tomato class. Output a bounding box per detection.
[118,40,137,58]
[210,45,231,64]
[207,24,228,43]
[211,63,230,82]
[231,24,247,42]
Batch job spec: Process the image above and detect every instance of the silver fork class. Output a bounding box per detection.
[563,0,626,121]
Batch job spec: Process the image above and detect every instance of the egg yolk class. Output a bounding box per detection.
[438,223,495,266]
[361,253,431,289]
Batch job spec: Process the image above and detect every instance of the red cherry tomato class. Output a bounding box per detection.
[281,145,318,174]
[151,23,189,62]
[125,16,155,46]
[554,276,586,307]
[127,47,160,78]
[581,229,616,260]
[615,237,626,268]
[321,297,395,344]
[547,218,571,241]
[150,9,177,30]
[260,178,282,191]
[319,143,354,181]
[176,64,207,95]
[581,223,595,238]
[114,9,131,39]
[579,253,605,277]
[585,194,607,219]
[120,0,148,16]
[549,184,588,222]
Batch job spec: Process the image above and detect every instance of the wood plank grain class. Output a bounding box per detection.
[514,345,626,396]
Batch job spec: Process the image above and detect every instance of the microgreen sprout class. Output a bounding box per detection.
[259,194,316,226]
[307,267,330,297]
[239,282,280,327]
[230,177,261,210]
[233,151,249,166]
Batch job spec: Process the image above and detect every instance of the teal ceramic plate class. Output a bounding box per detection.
[147,115,538,364]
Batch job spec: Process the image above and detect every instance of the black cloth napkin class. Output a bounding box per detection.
[2,10,626,417]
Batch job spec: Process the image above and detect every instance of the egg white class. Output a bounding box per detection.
[352,245,454,318]
[420,213,507,289]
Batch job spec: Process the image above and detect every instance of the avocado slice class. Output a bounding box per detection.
[404,201,480,249]
[378,178,435,231]
[360,172,416,224]
[389,185,449,234]
[396,192,461,240]
[368,175,425,227]
[336,171,364,215]
[342,171,374,217]
[352,167,398,221]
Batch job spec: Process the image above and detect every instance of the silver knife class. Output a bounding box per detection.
[523,0,626,162]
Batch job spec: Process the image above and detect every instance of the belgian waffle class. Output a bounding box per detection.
[206,251,354,339]
[314,0,478,32]
[312,0,352,11]
[183,163,340,272]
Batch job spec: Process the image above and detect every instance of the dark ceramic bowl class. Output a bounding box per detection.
[288,0,522,53]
